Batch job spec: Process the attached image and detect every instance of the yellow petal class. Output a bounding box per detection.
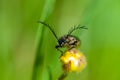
[60,48,87,72]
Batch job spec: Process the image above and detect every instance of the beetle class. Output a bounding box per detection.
[38,21,87,53]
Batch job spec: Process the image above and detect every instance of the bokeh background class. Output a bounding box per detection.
[0,0,120,80]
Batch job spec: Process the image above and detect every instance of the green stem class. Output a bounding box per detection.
[58,72,68,80]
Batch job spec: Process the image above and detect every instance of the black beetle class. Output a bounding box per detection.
[38,21,87,53]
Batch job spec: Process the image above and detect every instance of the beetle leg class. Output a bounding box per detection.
[68,47,75,51]
[55,45,63,53]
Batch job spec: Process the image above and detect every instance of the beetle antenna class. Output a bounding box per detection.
[67,25,88,35]
[38,21,59,41]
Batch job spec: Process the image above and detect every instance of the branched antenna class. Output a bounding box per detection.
[38,21,59,40]
[67,25,88,35]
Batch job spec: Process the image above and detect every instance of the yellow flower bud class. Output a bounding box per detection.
[60,48,87,72]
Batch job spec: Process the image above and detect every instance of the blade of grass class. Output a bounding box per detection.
[32,0,56,80]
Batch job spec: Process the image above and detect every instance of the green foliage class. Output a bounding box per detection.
[0,0,120,80]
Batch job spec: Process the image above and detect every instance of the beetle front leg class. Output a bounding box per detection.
[55,45,63,53]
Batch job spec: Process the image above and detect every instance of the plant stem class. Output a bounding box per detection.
[58,72,68,80]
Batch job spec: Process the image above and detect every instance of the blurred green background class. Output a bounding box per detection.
[0,0,120,80]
